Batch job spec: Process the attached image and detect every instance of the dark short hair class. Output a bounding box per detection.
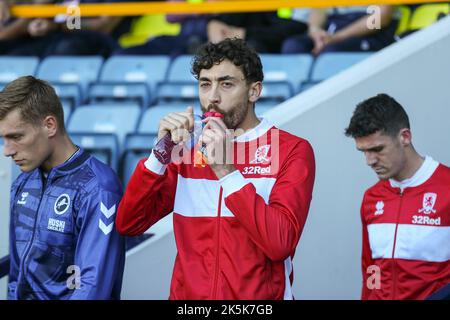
[345,93,410,138]
[0,76,65,132]
[191,38,264,84]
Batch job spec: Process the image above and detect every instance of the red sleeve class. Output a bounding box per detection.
[360,194,374,300]
[116,159,178,236]
[222,140,315,262]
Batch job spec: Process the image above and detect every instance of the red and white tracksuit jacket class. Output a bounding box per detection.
[116,118,315,299]
[361,156,450,300]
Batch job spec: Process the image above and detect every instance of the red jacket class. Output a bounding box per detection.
[116,119,315,299]
[361,156,450,300]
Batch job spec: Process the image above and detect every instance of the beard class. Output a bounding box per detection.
[202,101,249,130]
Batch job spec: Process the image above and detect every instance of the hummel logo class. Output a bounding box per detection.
[99,202,116,235]
[17,192,29,205]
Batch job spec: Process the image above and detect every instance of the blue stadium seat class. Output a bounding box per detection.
[138,104,200,134]
[68,103,141,147]
[62,102,72,125]
[255,101,278,116]
[70,133,120,173]
[260,54,313,95]
[155,55,197,105]
[89,83,150,108]
[155,82,198,105]
[260,83,292,104]
[298,82,316,93]
[0,56,39,85]
[89,55,170,108]
[167,55,196,82]
[122,133,155,186]
[37,56,103,104]
[52,83,82,108]
[255,106,273,117]
[310,52,373,83]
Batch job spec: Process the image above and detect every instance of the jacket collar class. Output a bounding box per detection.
[38,147,90,179]
[388,155,439,192]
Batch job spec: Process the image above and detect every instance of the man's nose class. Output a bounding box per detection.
[208,84,221,105]
[365,152,377,167]
[3,141,16,158]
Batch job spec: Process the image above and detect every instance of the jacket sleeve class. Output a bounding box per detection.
[69,185,125,300]
[116,153,178,236]
[360,194,374,300]
[219,140,315,262]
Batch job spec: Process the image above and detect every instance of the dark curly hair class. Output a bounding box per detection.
[191,38,263,84]
[345,93,410,138]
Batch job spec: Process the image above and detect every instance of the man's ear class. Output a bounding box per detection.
[399,128,412,147]
[43,115,58,138]
[249,82,262,103]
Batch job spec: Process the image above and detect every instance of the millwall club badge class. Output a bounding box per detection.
[54,194,71,215]
[418,192,437,214]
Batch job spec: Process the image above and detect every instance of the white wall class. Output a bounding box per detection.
[266,16,450,299]
[121,215,176,299]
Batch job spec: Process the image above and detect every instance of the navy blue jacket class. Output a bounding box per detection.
[8,149,125,300]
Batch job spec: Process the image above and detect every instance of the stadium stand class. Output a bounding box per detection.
[88,55,171,108]
[37,56,104,107]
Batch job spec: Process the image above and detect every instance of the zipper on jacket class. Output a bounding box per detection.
[16,174,49,298]
[211,187,223,300]
[391,190,403,300]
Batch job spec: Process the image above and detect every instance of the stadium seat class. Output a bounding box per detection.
[155,82,198,105]
[167,55,196,82]
[122,133,155,186]
[62,102,72,125]
[89,55,171,108]
[0,56,39,84]
[37,56,103,104]
[260,83,292,104]
[52,83,82,108]
[255,101,278,116]
[255,106,273,117]
[155,55,197,104]
[138,104,197,134]
[68,103,141,147]
[310,52,373,83]
[70,133,120,173]
[260,54,313,94]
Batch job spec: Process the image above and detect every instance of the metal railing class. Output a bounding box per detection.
[10,0,449,18]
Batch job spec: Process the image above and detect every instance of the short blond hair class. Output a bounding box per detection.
[0,76,65,133]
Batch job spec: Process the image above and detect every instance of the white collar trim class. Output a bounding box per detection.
[389,155,439,191]
[234,117,273,142]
